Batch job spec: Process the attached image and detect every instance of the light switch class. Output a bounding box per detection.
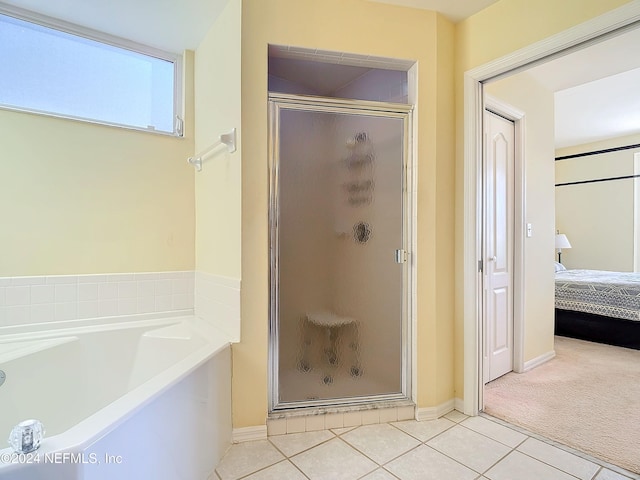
[526,223,533,237]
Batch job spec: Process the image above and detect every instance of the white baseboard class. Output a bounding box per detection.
[232,425,267,443]
[454,397,465,413]
[415,399,456,421]
[523,350,556,372]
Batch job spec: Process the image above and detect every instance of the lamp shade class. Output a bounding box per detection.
[555,233,572,249]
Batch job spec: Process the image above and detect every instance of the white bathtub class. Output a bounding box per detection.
[0,313,232,480]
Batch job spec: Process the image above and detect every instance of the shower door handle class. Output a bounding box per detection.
[395,249,408,264]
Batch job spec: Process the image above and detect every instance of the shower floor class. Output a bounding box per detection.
[279,366,400,404]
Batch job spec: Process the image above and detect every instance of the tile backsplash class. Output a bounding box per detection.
[0,271,194,327]
[195,272,240,342]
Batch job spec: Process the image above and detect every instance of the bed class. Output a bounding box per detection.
[554,268,640,349]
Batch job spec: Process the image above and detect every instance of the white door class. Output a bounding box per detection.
[484,110,515,383]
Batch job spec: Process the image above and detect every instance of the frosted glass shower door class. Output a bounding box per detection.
[269,94,412,410]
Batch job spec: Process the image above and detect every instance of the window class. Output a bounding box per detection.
[0,11,181,135]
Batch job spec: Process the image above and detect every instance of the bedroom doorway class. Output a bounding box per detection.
[463,3,640,416]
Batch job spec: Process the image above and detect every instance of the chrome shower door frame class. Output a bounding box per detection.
[268,93,414,412]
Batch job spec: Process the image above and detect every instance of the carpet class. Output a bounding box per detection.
[484,336,640,474]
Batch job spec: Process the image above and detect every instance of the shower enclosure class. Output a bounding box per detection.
[269,93,412,411]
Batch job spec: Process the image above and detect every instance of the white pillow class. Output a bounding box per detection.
[554,262,566,272]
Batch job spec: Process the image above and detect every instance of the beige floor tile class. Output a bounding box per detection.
[443,409,468,423]
[427,425,511,474]
[216,440,285,480]
[269,430,334,457]
[342,424,420,464]
[595,468,636,480]
[392,418,455,442]
[360,468,400,479]
[485,451,578,480]
[291,438,377,480]
[332,426,357,436]
[517,438,599,480]
[461,416,527,448]
[385,445,478,480]
[243,460,307,480]
[215,416,639,480]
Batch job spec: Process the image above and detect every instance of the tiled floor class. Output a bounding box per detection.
[213,412,639,480]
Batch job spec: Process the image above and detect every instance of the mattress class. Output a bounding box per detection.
[555,269,640,322]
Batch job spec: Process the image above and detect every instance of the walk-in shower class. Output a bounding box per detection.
[268,92,413,411]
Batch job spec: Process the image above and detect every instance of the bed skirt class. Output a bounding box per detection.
[555,308,640,350]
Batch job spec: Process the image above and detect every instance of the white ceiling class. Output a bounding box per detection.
[525,27,640,149]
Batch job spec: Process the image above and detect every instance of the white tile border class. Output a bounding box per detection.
[266,404,416,437]
[194,271,241,342]
[0,271,195,328]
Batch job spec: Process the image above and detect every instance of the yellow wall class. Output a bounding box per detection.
[0,74,195,276]
[485,72,556,363]
[555,134,640,271]
[453,0,633,398]
[456,0,632,71]
[194,0,242,279]
[237,0,456,427]
[433,13,456,406]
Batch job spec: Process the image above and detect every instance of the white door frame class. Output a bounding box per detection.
[462,1,640,416]
[634,152,640,272]
[483,96,526,389]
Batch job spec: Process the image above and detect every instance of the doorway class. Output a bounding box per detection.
[463,4,640,415]
[268,93,413,411]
